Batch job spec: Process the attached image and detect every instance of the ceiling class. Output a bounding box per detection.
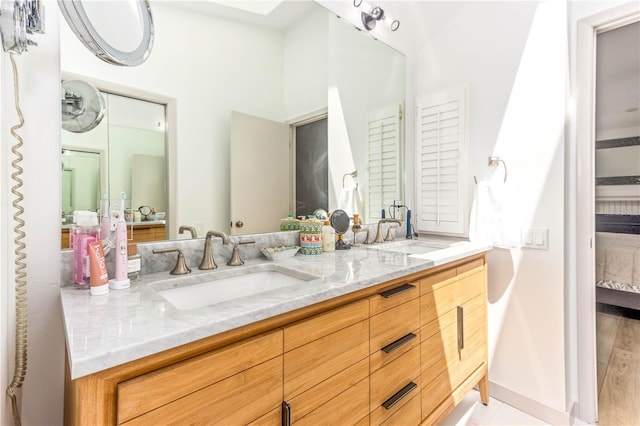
[156,0,317,30]
[596,21,640,135]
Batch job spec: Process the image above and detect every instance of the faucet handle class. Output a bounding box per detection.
[227,240,255,266]
[363,229,375,245]
[153,248,191,275]
[385,225,397,242]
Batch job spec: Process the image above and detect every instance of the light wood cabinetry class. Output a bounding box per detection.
[117,330,283,425]
[369,282,421,425]
[65,254,488,426]
[419,258,489,425]
[283,299,370,425]
[61,223,166,249]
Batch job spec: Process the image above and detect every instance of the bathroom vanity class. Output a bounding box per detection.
[61,239,490,425]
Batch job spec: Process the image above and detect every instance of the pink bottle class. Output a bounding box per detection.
[72,211,100,289]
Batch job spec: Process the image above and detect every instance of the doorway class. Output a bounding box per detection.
[575,4,640,424]
[294,117,328,218]
[593,20,640,425]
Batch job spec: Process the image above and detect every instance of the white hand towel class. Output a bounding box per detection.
[469,180,520,249]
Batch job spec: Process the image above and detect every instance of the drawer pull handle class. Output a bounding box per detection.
[381,332,417,354]
[379,283,416,298]
[282,401,291,426]
[382,382,418,410]
[457,305,464,350]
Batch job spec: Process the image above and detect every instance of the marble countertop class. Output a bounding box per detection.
[60,237,491,380]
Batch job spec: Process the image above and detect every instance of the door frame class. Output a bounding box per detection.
[574,3,639,423]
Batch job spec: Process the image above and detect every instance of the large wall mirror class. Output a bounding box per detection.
[59,0,406,243]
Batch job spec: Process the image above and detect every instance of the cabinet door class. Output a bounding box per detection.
[118,330,282,424]
[419,262,488,421]
[283,300,370,425]
[121,357,283,425]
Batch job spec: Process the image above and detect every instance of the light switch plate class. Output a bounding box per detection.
[521,228,549,250]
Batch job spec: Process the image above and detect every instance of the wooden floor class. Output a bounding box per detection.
[596,307,640,425]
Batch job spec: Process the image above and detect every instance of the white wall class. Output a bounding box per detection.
[402,1,569,422]
[1,4,64,425]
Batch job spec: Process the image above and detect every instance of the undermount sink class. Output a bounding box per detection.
[367,240,446,255]
[150,264,319,310]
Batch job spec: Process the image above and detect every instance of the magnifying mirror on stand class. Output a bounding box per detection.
[330,209,351,250]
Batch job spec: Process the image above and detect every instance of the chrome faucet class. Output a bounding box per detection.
[178,225,197,239]
[199,230,229,270]
[375,219,402,244]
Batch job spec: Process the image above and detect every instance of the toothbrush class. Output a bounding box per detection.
[100,194,110,240]
[110,192,131,289]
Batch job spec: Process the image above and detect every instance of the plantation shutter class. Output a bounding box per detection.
[367,105,402,222]
[415,87,467,235]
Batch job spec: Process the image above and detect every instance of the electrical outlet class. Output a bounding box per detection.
[194,221,204,237]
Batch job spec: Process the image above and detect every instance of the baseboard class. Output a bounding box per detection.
[489,381,571,425]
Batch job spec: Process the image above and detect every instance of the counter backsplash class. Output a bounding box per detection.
[60,224,393,286]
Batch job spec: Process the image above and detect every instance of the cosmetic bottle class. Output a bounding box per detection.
[127,243,142,282]
[109,193,131,290]
[322,220,335,252]
[72,211,100,289]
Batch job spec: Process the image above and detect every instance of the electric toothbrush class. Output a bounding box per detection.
[109,192,131,290]
[100,194,110,240]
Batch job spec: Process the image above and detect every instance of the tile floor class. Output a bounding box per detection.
[440,390,550,425]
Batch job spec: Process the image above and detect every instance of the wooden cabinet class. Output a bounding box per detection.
[61,223,166,249]
[369,282,421,425]
[419,258,489,424]
[283,299,370,425]
[117,330,283,425]
[65,254,488,426]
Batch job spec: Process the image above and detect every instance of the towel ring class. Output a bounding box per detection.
[488,156,508,183]
[342,170,358,188]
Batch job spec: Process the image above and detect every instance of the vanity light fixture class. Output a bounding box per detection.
[353,0,399,32]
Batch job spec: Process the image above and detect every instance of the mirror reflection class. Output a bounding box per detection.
[59,0,405,244]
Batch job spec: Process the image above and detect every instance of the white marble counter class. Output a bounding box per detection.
[60,236,490,380]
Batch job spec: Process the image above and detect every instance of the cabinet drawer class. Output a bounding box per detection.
[379,390,421,426]
[121,356,283,426]
[117,330,282,423]
[370,299,420,372]
[288,358,368,424]
[370,345,421,426]
[284,319,369,399]
[292,376,370,426]
[284,299,369,352]
[370,298,420,356]
[369,281,419,315]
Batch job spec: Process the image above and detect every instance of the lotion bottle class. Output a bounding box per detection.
[322,220,335,252]
[109,193,131,290]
